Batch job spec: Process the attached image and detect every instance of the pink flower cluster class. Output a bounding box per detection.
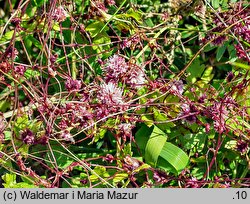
[103,54,146,89]
[206,97,236,134]
[121,34,140,50]
[51,6,67,22]
[98,82,124,106]
[104,55,128,82]
[65,77,82,92]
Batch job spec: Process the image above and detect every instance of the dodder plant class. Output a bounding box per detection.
[0,0,249,188]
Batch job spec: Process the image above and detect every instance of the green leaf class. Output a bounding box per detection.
[4,131,12,141]
[181,25,196,39]
[125,8,142,24]
[46,149,75,169]
[25,35,42,50]
[0,100,10,112]
[158,142,189,174]
[113,173,128,184]
[228,62,250,70]
[145,125,167,166]
[197,66,214,86]
[216,42,228,61]
[211,0,220,9]
[135,124,152,154]
[90,166,110,182]
[2,173,16,188]
[186,58,205,83]
[24,68,40,79]
[12,182,37,188]
[93,128,107,143]
[133,163,151,173]
[183,132,207,153]
[0,30,14,43]
[114,21,131,32]
[92,33,111,52]
[153,108,175,131]
[86,21,107,38]
[53,23,60,31]
[13,114,29,136]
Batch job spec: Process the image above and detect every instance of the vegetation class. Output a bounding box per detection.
[0,0,249,188]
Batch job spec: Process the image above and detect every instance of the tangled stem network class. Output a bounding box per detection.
[0,0,249,188]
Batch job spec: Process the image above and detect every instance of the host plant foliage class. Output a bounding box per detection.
[0,0,249,188]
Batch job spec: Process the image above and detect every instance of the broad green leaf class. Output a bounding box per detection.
[114,21,132,32]
[135,124,152,154]
[196,66,214,87]
[145,18,154,27]
[53,23,60,31]
[93,128,107,143]
[145,125,167,166]
[227,116,250,134]
[181,25,197,39]
[204,43,216,52]
[201,66,214,83]
[45,145,88,169]
[10,182,37,188]
[33,0,47,7]
[158,142,189,174]
[26,3,37,17]
[13,114,29,135]
[141,114,154,126]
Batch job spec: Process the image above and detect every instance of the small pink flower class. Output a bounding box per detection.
[65,77,82,92]
[6,47,18,59]
[52,6,67,22]
[186,177,199,188]
[21,129,35,145]
[121,38,131,49]
[169,80,184,95]
[14,65,26,75]
[161,12,169,21]
[126,64,145,88]
[118,123,134,139]
[105,0,115,6]
[98,82,124,105]
[121,35,140,50]
[104,55,128,81]
[104,154,114,163]
[60,130,75,143]
[236,140,248,155]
